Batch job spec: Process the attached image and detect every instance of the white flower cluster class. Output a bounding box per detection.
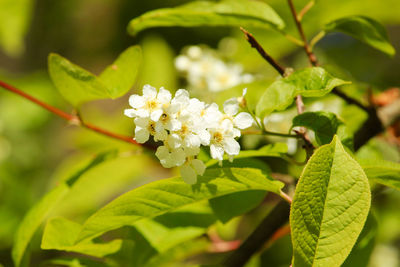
[175,46,253,92]
[125,85,254,184]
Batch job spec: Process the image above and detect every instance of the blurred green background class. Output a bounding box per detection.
[0,0,399,266]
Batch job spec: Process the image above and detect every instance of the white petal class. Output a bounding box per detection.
[124,109,136,118]
[143,84,157,99]
[184,134,201,148]
[191,159,206,176]
[167,119,181,131]
[134,127,149,143]
[155,146,169,160]
[133,108,149,118]
[150,109,163,121]
[187,46,202,59]
[184,146,200,157]
[210,144,224,161]
[242,88,247,97]
[224,138,240,156]
[154,129,167,141]
[198,129,211,146]
[180,164,197,184]
[129,94,145,108]
[175,55,190,71]
[234,112,254,129]
[134,117,150,128]
[221,119,234,132]
[157,87,172,104]
[172,148,186,166]
[167,133,182,149]
[223,98,239,116]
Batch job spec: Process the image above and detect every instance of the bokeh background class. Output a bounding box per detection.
[0,0,399,266]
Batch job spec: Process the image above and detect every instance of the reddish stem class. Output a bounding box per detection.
[0,79,144,147]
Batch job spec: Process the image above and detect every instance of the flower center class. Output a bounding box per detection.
[213,132,223,143]
[179,125,189,136]
[147,122,156,135]
[146,100,158,110]
[160,113,169,123]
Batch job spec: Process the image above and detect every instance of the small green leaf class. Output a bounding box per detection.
[99,46,142,98]
[77,167,284,242]
[48,53,110,107]
[41,217,122,257]
[359,159,400,191]
[127,0,284,35]
[290,136,370,267]
[11,151,117,267]
[292,111,342,145]
[256,67,350,118]
[324,16,395,56]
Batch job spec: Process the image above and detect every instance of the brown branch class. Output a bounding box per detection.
[0,79,150,148]
[223,201,291,267]
[240,27,286,76]
[287,0,318,66]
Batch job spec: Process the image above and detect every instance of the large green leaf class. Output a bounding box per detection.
[41,217,122,257]
[324,16,395,56]
[77,167,284,242]
[292,111,343,145]
[99,46,142,98]
[48,53,110,107]
[359,159,400,191]
[11,151,117,267]
[256,67,350,118]
[290,136,370,267]
[127,0,284,35]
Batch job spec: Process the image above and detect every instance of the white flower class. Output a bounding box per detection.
[125,84,254,184]
[133,117,166,143]
[223,97,254,130]
[209,119,241,161]
[155,145,186,168]
[124,85,171,122]
[179,158,206,184]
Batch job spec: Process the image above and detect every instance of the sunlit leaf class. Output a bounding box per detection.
[292,111,342,145]
[324,16,395,56]
[290,136,370,267]
[11,151,117,267]
[99,46,142,98]
[127,0,284,35]
[77,167,284,242]
[48,53,110,107]
[359,159,400,191]
[256,67,350,118]
[41,217,122,257]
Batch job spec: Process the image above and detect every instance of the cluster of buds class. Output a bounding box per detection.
[175,46,253,92]
[125,85,254,184]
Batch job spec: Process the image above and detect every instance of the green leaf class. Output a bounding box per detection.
[256,67,350,118]
[127,0,284,35]
[209,190,266,223]
[342,212,377,267]
[324,16,395,56]
[48,53,110,107]
[0,0,33,56]
[206,143,288,167]
[41,217,122,257]
[134,204,216,253]
[359,159,400,191]
[77,167,284,242]
[11,151,117,267]
[290,136,371,267]
[292,111,342,145]
[99,46,142,98]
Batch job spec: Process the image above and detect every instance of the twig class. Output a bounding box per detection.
[297,0,315,21]
[0,80,152,149]
[223,201,291,267]
[287,0,318,66]
[240,27,286,76]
